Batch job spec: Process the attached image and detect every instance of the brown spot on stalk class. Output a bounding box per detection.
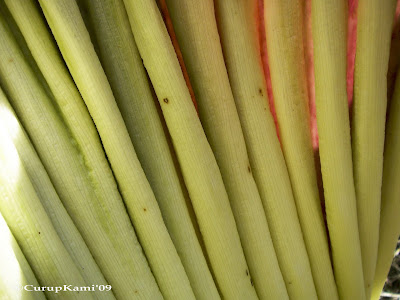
[250,278,254,286]
[38,232,41,234]
[246,269,249,276]
[158,0,198,112]
[163,98,169,104]
[143,208,147,212]
[258,88,263,96]
[247,165,251,173]
[8,58,13,63]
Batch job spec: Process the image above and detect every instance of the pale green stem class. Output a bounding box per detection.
[312,0,364,299]
[352,0,396,296]
[0,211,45,300]
[122,0,258,298]
[163,0,286,298]
[38,1,194,299]
[0,2,52,98]
[371,69,400,300]
[0,88,115,300]
[0,11,161,300]
[0,122,90,300]
[215,0,326,298]
[75,0,218,298]
[263,0,331,299]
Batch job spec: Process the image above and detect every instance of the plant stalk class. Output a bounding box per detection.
[352,0,396,296]
[75,0,218,298]
[371,69,400,300]
[0,10,162,299]
[122,0,258,298]
[38,1,194,299]
[312,0,365,298]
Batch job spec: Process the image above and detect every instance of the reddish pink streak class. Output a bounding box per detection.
[257,0,280,140]
[347,0,358,113]
[303,0,318,150]
[158,0,198,112]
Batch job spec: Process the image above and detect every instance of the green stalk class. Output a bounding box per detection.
[169,0,302,298]
[38,1,194,299]
[352,0,396,296]
[74,0,218,298]
[311,1,364,299]
[162,0,289,298]
[0,11,162,300]
[215,0,323,298]
[0,2,52,98]
[0,89,114,300]
[0,124,89,300]
[0,211,45,300]
[122,0,258,298]
[371,69,400,300]
[263,0,332,299]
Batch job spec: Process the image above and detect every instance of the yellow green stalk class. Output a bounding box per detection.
[162,0,293,298]
[0,11,162,299]
[0,124,89,300]
[0,2,52,98]
[311,0,364,299]
[263,0,333,299]
[0,211,45,300]
[75,0,218,298]
[122,0,258,298]
[38,1,194,299]
[371,69,400,300]
[215,0,324,298]
[352,0,396,296]
[0,89,114,300]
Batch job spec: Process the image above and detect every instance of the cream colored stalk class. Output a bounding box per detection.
[0,126,89,300]
[122,0,258,298]
[74,0,218,298]
[263,1,333,299]
[352,0,396,296]
[38,1,194,299]
[0,12,161,300]
[162,0,291,298]
[0,211,45,300]
[371,69,400,300]
[312,1,364,299]
[0,89,114,300]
